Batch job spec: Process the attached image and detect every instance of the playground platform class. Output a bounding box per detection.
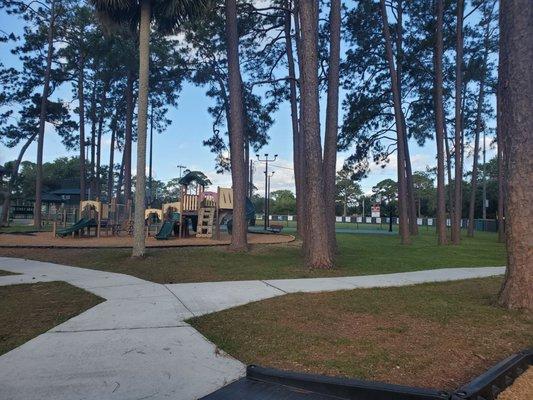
[0,231,295,249]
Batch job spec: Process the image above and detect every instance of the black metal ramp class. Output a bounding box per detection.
[202,349,532,400]
[451,348,532,400]
[203,378,342,400]
[202,365,449,400]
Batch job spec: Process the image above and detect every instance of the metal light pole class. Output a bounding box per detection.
[249,159,254,198]
[256,153,277,230]
[176,164,187,179]
[388,197,393,232]
[267,171,275,227]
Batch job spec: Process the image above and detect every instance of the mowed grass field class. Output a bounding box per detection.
[0,229,505,283]
[0,282,103,355]
[189,277,532,390]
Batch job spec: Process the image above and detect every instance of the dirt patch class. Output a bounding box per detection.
[0,282,103,355]
[497,366,533,400]
[0,231,294,248]
[189,278,533,390]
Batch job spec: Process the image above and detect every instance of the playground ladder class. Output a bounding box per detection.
[196,207,215,238]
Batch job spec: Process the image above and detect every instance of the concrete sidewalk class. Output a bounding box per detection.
[0,257,505,400]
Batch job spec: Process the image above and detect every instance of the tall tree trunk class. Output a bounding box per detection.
[343,194,347,217]
[497,95,505,243]
[148,105,153,205]
[293,2,309,252]
[89,83,97,199]
[1,132,39,226]
[380,0,410,244]
[238,71,249,200]
[34,0,56,229]
[452,0,464,244]
[467,14,492,237]
[244,134,249,199]
[1,188,12,227]
[395,0,418,236]
[116,149,125,201]
[248,158,253,198]
[132,0,151,258]
[78,54,86,202]
[434,0,447,245]
[498,0,532,311]
[124,68,134,203]
[495,0,504,244]
[403,126,418,234]
[481,131,487,220]
[323,0,341,254]
[444,125,453,219]
[284,0,303,238]
[467,97,482,237]
[297,0,333,268]
[107,119,116,203]
[95,79,109,200]
[225,0,248,251]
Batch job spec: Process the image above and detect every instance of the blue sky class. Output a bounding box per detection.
[0,6,497,196]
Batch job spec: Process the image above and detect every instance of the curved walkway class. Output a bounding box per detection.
[0,257,505,400]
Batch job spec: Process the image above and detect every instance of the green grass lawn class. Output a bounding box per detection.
[189,277,532,390]
[258,220,402,232]
[0,230,506,283]
[0,282,103,355]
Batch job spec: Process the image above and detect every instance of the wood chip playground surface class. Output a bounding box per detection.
[0,231,295,248]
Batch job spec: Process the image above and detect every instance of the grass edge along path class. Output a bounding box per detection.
[188,277,532,390]
[0,231,506,284]
[0,281,103,355]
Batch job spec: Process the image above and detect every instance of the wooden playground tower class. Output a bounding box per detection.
[157,171,237,240]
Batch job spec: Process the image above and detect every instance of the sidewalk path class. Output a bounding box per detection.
[0,257,505,400]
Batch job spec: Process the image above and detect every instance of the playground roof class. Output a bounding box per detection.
[178,171,212,187]
[51,188,81,195]
[34,193,63,203]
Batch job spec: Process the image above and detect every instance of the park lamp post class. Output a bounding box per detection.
[256,153,277,230]
[386,196,393,232]
[266,171,275,228]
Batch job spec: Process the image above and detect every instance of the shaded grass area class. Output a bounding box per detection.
[0,282,103,355]
[0,231,505,283]
[0,270,16,276]
[188,278,532,390]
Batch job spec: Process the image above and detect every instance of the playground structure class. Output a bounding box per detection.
[154,171,256,240]
[144,207,163,236]
[55,200,103,238]
[54,198,133,238]
[50,171,257,242]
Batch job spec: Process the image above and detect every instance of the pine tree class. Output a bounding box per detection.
[497,0,533,311]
